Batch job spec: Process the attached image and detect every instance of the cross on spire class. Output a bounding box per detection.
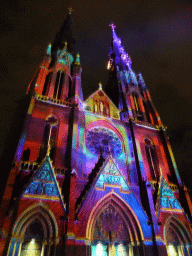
[68,6,73,14]
[99,82,102,90]
[109,22,116,31]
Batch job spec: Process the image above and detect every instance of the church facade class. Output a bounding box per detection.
[0,9,192,256]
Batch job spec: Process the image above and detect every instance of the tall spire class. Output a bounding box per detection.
[109,22,132,70]
[54,6,75,54]
[105,23,132,109]
[50,7,76,67]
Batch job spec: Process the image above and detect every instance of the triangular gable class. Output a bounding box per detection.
[95,156,129,192]
[23,156,64,205]
[84,88,120,119]
[156,177,182,215]
[76,156,130,214]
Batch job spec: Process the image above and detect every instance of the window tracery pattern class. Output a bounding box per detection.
[7,205,58,256]
[93,204,129,244]
[165,217,192,256]
[93,100,110,117]
[42,72,53,96]
[132,92,143,121]
[53,71,65,99]
[86,127,122,158]
[144,138,159,180]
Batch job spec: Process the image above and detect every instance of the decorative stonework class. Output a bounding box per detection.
[93,204,129,243]
[160,179,182,211]
[86,127,122,158]
[95,158,129,192]
[24,157,60,199]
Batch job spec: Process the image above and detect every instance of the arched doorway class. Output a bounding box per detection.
[20,219,44,256]
[87,194,144,256]
[7,204,58,256]
[165,217,192,256]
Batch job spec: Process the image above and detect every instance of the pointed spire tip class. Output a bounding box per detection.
[109,22,116,31]
[68,6,73,14]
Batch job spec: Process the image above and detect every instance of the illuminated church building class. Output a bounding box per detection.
[1,9,192,256]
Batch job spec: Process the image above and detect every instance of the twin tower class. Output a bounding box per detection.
[0,9,192,256]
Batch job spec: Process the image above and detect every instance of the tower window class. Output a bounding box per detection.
[49,126,58,162]
[144,138,159,180]
[132,93,143,121]
[53,71,65,99]
[37,116,58,163]
[42,72,53,96]
[142,100,151,123]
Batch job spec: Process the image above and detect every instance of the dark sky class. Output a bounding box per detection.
[0,1,192,196]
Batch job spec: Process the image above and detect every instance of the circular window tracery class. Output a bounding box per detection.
[86,126,122,158]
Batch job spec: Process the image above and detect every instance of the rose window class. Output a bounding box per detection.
[86,127,122,158]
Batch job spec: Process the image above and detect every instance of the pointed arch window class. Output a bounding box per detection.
[165,217,192,256]
[49,126,58,162]
[148,103,158,125]
[53,71,65,99]
[20,219,44,256]
[7,205,59,256]
[104,102,110,117]
[37,123,50,162]
[88,195,145,256]
[144,138,159,180]
[142,100,151,123]
[132,92,143,121]
[37,116,58,163]
[93,100,98,113]
[42,72,53,96]
[68,75,72,98]
[93,100,110,117]
[99,101,104,115]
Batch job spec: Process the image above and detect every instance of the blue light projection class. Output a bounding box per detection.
[46,44,51,55]
[58,58,67,66]
[24,181,58,197]
[24,157,60,198]
[160,179,182,210]
[86,127,122,158]
[95,157,129,191]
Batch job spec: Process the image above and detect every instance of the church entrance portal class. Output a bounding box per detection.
[89,195,144,256]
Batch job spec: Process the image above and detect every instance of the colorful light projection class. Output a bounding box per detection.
[86,126,122,158]
[92,243,107,256]
[109,23,132,68]
[23,157,60,199]
[95,158,129,191]
[20,239,42,256]
[92,243,130,256]
[160,178,182,210]
[167,245,178,256]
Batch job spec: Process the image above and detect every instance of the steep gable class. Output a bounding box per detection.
[95,157,129,192]
[22,156,65,206]
[76,156,130,213]
[156,177,182,216]
[84,87,120,119]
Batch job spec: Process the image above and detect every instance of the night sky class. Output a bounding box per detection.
[1,1,192,197]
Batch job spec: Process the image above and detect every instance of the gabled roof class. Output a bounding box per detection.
[156,177,183,217]
[75,155,130,214]
[22,156,65,212]
[95,156,129,192]
[85,87,120,113]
